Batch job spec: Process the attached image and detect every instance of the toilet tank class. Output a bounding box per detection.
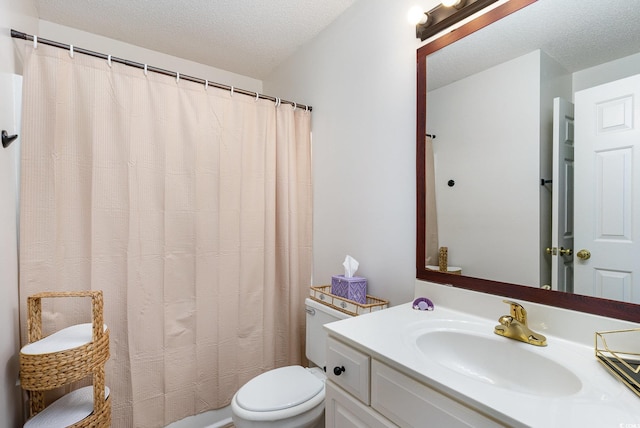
[305,298,351,369]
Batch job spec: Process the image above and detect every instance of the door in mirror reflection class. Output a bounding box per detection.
[551,97,574,293]
[573,74,640,303]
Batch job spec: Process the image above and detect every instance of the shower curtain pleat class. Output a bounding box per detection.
[425,136,439,266]
[18,43,312,427]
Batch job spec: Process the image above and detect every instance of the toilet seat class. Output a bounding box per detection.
[235,366,324,412]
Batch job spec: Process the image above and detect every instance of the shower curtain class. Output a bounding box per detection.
[18,44,312,427]
[424,136,439,266]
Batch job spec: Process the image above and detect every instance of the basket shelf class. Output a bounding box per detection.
[23,386,111,428]
[19,290,111,427]
[310,285,388,316]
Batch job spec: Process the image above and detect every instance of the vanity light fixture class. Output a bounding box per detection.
[441,0,465,7]
[408,5,430,25]
[413,0,499,41]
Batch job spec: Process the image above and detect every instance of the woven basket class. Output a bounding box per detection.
[70,393,111,428]
[310,285,388,316]
[20,290,110,426]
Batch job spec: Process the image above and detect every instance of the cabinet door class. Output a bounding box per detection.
[325,381,397,428]
[371,360,509,428]
[326,337,370,404]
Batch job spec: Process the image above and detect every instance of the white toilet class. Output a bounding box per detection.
[231,298,350,428]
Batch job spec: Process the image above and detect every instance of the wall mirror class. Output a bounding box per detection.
[416,0,640,322]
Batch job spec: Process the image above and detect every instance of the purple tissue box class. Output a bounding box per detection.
[331,275,368,304]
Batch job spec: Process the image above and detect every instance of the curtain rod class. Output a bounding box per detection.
[10,29,312,112]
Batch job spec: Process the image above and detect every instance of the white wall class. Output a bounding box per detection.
[37,21,263,94]
[0,72,23,428]
[0,0,38,74]
[263,0,435,306]
[414,49,571,289]
[573,51,640,94]
[0,0,37,424]
[426,51,542,287]
[262,0,640,306]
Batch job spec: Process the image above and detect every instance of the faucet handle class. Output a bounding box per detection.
[502,300,527,324]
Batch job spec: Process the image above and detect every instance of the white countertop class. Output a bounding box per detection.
[324,301,640,427]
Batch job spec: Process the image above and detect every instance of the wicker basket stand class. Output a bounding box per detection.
[19,290,111,427]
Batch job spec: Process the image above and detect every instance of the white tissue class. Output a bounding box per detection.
[343,255,359,278]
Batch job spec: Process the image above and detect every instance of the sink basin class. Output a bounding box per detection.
[416,329,582,397]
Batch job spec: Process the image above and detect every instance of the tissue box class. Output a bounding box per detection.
[331,275,368,304]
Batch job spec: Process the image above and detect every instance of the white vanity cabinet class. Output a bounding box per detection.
[326,336,508,428]
[325,381,396,428]
[324,285,640,427]
[325,336,395,428]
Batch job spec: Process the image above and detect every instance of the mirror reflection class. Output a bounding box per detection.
[424,0,640,303]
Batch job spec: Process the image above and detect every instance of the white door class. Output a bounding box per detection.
[551,97,575,293]
[574,74,640,303]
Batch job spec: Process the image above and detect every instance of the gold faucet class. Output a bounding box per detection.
[494,300,547,346]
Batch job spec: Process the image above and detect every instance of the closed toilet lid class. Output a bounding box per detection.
[236,366,324,412]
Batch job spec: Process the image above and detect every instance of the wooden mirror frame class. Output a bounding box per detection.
[415,0,640,323]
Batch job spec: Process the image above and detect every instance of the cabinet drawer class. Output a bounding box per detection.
[325,380,397,428]
[326,337,370,404]
[371,360,508,428]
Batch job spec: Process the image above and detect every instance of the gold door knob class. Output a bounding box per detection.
[559,247,572,256]
[545,247,557,255]
[577,249,591,260]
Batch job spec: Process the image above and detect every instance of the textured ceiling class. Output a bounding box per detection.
[428,0,640,90]
[31,1,640,86]
[32,0,358,80]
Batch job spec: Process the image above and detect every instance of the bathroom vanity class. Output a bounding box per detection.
[323,281,640,427]
[325,335,510,427]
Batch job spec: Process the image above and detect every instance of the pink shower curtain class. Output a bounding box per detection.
[18,43,312,427]
[424,136,439,266]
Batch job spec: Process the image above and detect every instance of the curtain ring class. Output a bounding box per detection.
[176,72,180,84]
[205,79,208,90]
[69,44,74,58]
[230,86,234,97]
[33,35,37,49]
[107,54,112,67]
[292,102,297,111]
[143,64,148,76]
[255,92,260,102]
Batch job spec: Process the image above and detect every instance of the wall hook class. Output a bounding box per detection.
[2,130,18,148]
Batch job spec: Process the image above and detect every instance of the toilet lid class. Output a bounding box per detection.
[236,366,324,412]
